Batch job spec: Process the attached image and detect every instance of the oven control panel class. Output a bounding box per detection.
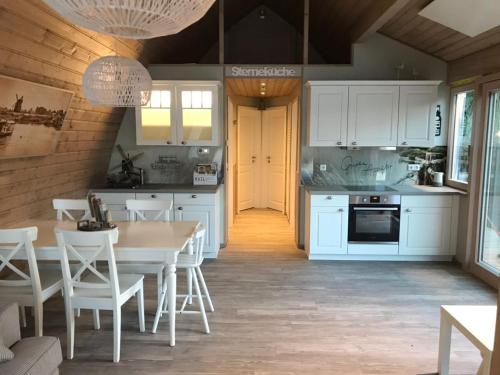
[349,195,401,205]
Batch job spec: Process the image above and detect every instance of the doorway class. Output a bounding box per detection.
[225,78,301,252]
[237,105,286,211]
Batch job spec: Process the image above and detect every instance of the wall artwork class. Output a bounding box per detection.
[0,75,73,159]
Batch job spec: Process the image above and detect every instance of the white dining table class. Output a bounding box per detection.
[14,219,199,347]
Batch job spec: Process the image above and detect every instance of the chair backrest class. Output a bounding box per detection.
[53,199,92,221]
[125,199,173,222]
[0,227,41,295]
[55,229,120,302]
[192,225,206,265]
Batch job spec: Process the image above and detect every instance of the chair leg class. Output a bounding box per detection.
[65,304,75,360]
[192,269,210,334]
[153,277,168,334]
[19,306,27,328]
[157,270,163,311]
[113,308,121,363]
[196,266,214,312]
[92,310,100,330]
[186,268,193,305]
[137,285,145,333]
[33,302,43,337]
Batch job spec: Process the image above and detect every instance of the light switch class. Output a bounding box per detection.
[319,164,327,171]
[407,164,420,171]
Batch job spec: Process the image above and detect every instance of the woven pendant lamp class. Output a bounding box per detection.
[43,0,216,39]
[83,56,152,107]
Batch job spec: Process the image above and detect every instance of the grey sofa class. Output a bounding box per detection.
[0,303,62,375]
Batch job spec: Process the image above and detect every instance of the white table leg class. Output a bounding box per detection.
[438,310,452,375]
[167,263,177,347]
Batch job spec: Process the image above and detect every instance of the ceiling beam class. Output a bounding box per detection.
[303,0,309,64]
[351,0,413,43]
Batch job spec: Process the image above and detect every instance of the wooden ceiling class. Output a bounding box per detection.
[226,78,301,98]
[380,0,500,62]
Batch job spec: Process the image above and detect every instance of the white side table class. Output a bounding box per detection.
[438,305,496,375]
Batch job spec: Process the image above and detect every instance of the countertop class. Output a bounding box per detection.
[304,184,466,196]
[91,184,221,194]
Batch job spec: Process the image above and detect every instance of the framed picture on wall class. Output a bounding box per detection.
[0,75,73,159]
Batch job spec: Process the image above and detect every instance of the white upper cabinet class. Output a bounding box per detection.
[176,84,219,146]
[136,81,220,146]
[306,81,442,148]
[308,85,348,146]
[398,85,437,147]
[136,84,176,145]
[347,85,399,147]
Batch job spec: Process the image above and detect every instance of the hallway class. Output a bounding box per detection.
[227,208,303,257]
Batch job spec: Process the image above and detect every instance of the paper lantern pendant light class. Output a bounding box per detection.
[83,56,152,107]
[42,0,216,39]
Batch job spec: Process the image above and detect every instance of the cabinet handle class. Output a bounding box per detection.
[151,194,157,198]
[166,140,172,145]
[338,208,344,212]
[351,141,357,146]
[181,141,186,145]
[326,196,332,200]
[402,141,408,145]
[336,141,342,145]
[178,207,183,211]
[192,194,197,198]
[405,208,412,213]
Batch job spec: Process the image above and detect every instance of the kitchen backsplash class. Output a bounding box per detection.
[301,147,446,186]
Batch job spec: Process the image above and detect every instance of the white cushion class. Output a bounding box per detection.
[0,337,14,363]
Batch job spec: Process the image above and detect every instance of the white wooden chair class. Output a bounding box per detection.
[118,199,173,310]
[0,227,63,336]
[52,198,93,318]
[52,199,92,221]
[55,228,145,363]
[152,226,213,334]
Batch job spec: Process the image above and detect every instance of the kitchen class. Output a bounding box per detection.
[0,1,498,374]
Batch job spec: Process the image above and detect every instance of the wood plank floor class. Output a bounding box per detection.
[24,209,497,374]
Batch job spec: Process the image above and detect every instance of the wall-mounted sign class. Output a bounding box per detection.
[225,65,302,78]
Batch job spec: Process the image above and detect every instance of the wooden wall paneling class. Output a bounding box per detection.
[0,0,154,226]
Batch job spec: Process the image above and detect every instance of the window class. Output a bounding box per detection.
[448,89,474,188]
[139,89,172,141]
[478,87,500,275]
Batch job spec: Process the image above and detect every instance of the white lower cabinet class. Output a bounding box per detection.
[92,189,221,258]
[174,204,215,255]
[399,196,457,256]
[135,192,174,221]
[305,192,459,260]
[306,194,349,257]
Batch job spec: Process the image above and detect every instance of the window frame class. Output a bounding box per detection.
[446,85,475,191]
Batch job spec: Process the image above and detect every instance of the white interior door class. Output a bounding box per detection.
[262,106,287,212]
[237,106,261,211]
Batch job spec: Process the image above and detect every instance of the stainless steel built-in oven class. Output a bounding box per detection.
[348,195,401,244]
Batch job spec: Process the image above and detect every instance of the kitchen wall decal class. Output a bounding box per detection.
[0,75,73,159]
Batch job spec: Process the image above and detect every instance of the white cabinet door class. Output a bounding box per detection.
[176,84,219,146]
[308,85,348,146]
[398,85,437,147]
[174,204,214,252]
[136,84,176,146]
[94,192,135,222]
[399,206,452,255]
[348,85,399,147]
[309,206,348,255]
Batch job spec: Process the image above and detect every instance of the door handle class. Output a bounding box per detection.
[178,207,183,211]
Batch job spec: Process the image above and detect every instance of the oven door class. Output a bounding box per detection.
[348,205,400,243]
